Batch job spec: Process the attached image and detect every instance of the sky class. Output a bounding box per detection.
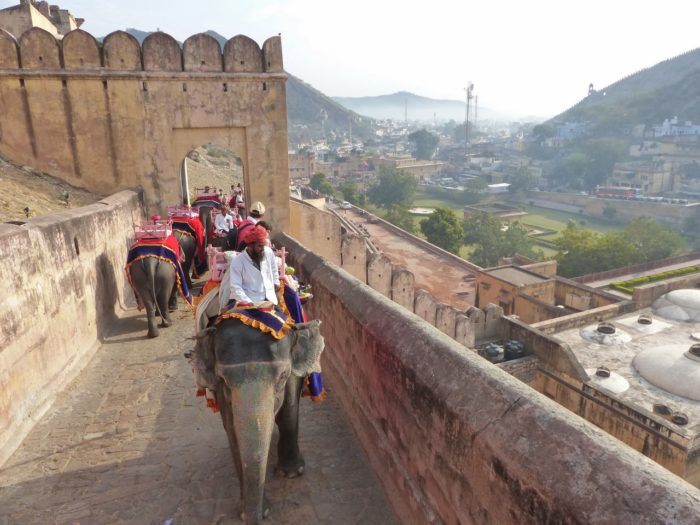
[4,0,700,119]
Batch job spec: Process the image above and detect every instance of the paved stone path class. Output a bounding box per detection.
[0,300,396,525]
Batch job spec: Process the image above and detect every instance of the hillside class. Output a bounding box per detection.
[0,157,103,222]
[332,91,508,123]
[554,47,700,131]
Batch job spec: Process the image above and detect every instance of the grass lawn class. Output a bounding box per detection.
[366,191,625,263]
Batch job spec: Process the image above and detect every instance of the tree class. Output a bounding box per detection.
[367,166,417,209]
[420,208,464,254]
[385,205,417,234]
[310,172,335,195]
[408,129,439,160]
[624,217,684,262]
[341,181,360,205]
[462,213,536,267]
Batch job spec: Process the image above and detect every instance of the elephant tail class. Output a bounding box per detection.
[142,257,164,320]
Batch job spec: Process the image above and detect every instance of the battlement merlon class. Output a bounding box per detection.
[0,28,284,76]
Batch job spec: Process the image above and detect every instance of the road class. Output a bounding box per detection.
[0,296,396,525]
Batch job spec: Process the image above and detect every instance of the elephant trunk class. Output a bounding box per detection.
[229,376,276,524]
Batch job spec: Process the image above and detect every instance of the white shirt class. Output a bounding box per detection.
[228,246,280,306]
[214,212,234,233]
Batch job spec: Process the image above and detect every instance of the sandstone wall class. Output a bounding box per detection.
[0,190,142,465]
[280,233,700,524]
[0,28,290,231]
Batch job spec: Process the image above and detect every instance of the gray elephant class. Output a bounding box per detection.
[128,256,178,338]
[174,230,197,289]
[192,319,324,524]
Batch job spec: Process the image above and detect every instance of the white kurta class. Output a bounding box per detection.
[214,213,234,233]
[228,247,280,306]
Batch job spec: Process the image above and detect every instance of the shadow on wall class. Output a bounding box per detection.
[94,252,118,339]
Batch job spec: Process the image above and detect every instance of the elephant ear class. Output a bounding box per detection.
[290,319,324,377]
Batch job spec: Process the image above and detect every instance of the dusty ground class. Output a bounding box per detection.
[0,157,104,222]
[0,144,244,223]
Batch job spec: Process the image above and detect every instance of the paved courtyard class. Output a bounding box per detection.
[0,300,396,525]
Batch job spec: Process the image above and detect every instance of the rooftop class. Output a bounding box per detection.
[485,266,550,286]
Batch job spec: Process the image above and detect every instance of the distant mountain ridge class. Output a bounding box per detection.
[554,47,700,130]
[333,91,508,123]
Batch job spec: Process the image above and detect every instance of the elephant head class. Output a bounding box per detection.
[201,318,324,523]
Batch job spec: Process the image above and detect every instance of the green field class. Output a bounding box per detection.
[367,190,626,261]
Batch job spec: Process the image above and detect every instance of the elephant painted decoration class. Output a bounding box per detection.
[126,235,192,338]
[192,319,324,523]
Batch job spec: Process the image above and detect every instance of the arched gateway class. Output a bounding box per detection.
[0,28,290,230]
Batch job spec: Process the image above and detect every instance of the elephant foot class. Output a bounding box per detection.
[160,317,172,328]
[276,457,305,479]
[237,497,270,521]
[147,328,159,338]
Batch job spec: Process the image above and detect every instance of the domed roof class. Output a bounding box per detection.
[579,323,631,345]
[633,344,700,401]
[652,289,700,322]
[585,368,630,394]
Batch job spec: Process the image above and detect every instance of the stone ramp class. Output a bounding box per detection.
[0,305,396,525]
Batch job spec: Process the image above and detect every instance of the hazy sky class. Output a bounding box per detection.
[4,0,700,118]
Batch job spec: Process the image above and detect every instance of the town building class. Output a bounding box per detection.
[608,160,675,195]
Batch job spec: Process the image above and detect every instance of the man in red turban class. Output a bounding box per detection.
[227,225,279,307]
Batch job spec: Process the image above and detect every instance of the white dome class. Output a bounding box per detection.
[585,369,630,394]
[633,344,700,401]
[652,289,700,323]
[579,324,631,345]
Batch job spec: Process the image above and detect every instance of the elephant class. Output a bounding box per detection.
[174,230,197,290]
[198,205,215,247]
[192,318,324,524]
[128,256,178,338]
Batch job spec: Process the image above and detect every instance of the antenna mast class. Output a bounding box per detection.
[464,83,474,161]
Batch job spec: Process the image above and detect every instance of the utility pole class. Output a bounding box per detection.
[474,95,478,134]
[464,83,474,163]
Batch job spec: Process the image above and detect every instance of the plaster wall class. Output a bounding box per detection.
[633,273,700,307]
[0,28,290,231]
[0,190,141,465]
[340,233,367,282]
[288,198,341,266]
[413,289,438,325]
[281,233,700,524]
[366,253,392,298]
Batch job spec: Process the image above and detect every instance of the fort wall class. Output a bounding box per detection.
[0,27,290,231]
[528,191,700,231]
[280,232,700,524]
[0,191,141,465]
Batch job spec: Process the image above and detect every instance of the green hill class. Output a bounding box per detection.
[554,47,700,132]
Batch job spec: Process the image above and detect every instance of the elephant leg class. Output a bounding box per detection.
[275,374,305,478]
[168,281,178,312]
[155,269,173,327]
[144,297,160,338]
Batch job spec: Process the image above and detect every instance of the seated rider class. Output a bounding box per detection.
[235,201,266,251]
[214,205,237,250]
[226,225,280,309]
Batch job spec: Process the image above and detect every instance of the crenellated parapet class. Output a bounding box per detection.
[0,26,283,74]
[0,26,290,231]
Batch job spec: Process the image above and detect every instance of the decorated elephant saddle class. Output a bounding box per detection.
[217,302,294,340]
